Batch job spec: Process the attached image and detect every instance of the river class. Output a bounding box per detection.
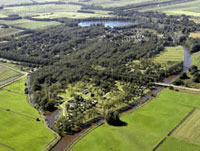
[78,20,135,28]
[27,46,192,151]
[183,46,192,72]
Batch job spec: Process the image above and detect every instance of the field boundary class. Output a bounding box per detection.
[152,108,196,151]
[0,142,15,151]
[65,121,104,151]
[0,107,36,120]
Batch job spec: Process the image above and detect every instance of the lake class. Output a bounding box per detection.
[79,20,135,28]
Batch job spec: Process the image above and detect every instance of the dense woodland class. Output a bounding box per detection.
[0,10,200,133]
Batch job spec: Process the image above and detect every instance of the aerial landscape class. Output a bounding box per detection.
[1,0,200,151]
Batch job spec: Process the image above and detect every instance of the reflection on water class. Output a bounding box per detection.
[183,46,192,72]
[79,21,135,28]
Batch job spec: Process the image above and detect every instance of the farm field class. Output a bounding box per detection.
[192,51,200,68]
[0,0,32,6]
[68,0,170,8]
[0,25,23,38]
[0,79,55,151]
[153,46,184,66]
[142,0,200,17]
[0,64,21,83]
[189,32,200,38]
[0,19,61,30]
[0,4,81,17]
[0,4,112,19]
[173,109,200,145]
[71,89,200,151]
[33,10,112,19]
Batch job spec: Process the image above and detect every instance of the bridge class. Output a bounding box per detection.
[154,82,200,93]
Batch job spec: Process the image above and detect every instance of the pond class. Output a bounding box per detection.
[78,20,135,28]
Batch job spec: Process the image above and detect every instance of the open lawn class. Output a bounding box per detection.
[0,64,21,83]
[71,89,200,151]
[0,79,55,151]
[153,46,184,66]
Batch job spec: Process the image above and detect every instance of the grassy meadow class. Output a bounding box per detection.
[1,19,61,30]
[0,0,32,5]
[153,46,184,66]
[0,26,23,38]
[0,64,21,83]
[71,89,200,151]
[192,52,200,69]
[142,0,200,17]
[0,79,55,151]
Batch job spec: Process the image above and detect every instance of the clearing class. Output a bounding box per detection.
[153,46,184,66]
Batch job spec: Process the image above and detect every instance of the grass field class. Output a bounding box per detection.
[173,109,200,145]
[0,79,55,151]
[157,137,200,151]
[0,64,21,83]
[72,0,170,8]
[0,0,32,5]
[142,0,200,17]
[192,51,200,68]
[0,4,112,19]
[153,46,184,66]
[0,19,61,30]
[71,89,200,151]
[0,26,23,38]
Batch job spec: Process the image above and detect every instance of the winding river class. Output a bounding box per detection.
[27,45,192,151]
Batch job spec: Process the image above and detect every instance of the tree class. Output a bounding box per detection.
[105,110,127,126]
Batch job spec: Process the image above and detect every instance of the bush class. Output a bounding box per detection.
[173,79,184,86]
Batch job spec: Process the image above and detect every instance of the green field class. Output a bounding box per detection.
[192,51,200,68]
[153,46,184,66]
[0,0,32,5]
[69,0,170,8]
[0,25,23,38]
[142,0,200,17]
[0,4,112,19]
[173,109,200,145]
[0,79,55,151]
[0,19,61,30]
[0,64,21,83]
[71,89,200,151]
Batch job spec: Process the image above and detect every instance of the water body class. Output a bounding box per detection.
[79,20,135,28]
[183,46,192,72]
[27,74,34,104]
